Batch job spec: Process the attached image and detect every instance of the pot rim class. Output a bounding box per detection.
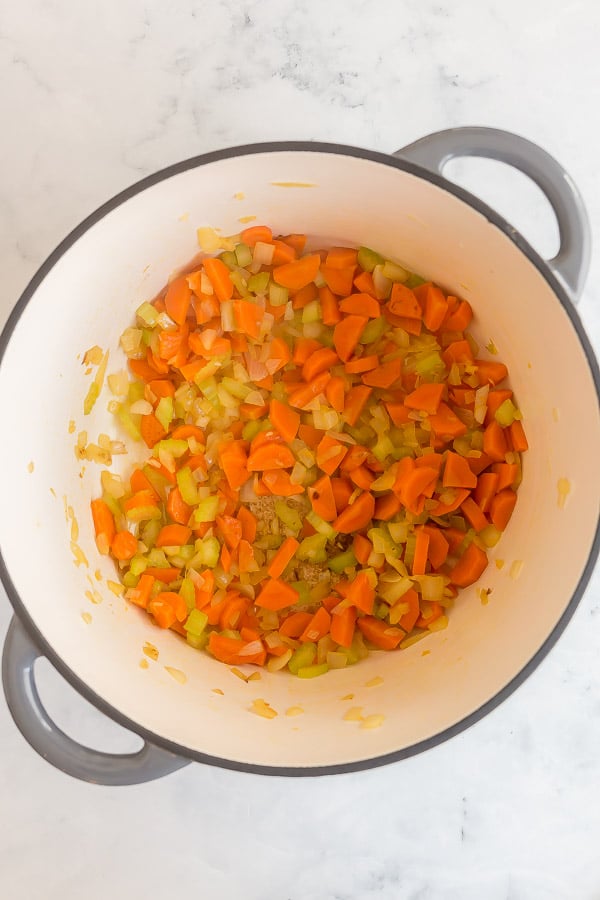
[1,140,599,776]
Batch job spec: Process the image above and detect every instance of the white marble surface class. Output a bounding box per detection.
[1,1,600,897]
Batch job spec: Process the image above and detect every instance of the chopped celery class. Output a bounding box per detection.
[297,662,329,678]
[387,522,409,544]
[176,466,199,505]
[269,282,289,306]
[270,381,288,402]
[141,328,153,346]
[128,380,146,404]
[288,642,317,674]
[184,608,209,636]
[229,270,249,297]
[126,505,162,523]
[287,580,311,605]
[405,273,426,289]
[155,396,174,432]
[306,511,337,539]
[382,260,409,283]
[153,438,188,459]
[187,630,209,650]
[275,500,303,535]
[235,242,253,267]
[357,246,384,273]
[122,571,139,589]
[296,533,328,563]
[328,549,357,573]
[101,491,121,518]
[495,398,519,427]
[136,301,159,326]
[378,575,413,604]
[146,547,169,567]
[374,602,389,620]
[196,376,219,403]
[221,377,251,400]
[301,300,322,324]
[192,496,220,523]
[359,316,387,345]
[191,535,220,567]
[141,517,161,548]
[242,419,263,441]
[179,577,196,611]
[413,351,445,377]
[129,555,148,577]
[115,403,142,441]
[372,434,394,462]
[248,272,270,294]
[220,250,237,270]
[346,424,376,444]
[255,534,284,550]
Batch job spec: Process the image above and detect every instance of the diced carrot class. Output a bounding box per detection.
[339,445,369,472]
[164,276,192,325]
[387,283,422,319]
[421,525,450,570]
[215,515,243,551]
[268,400,299,444]
[130,467,159,498]
[238,539,256,574]
[308,475,337,521]
[271,240,297,266]
[416,601,444,629]
[126,573,155,610]
[331,477,353,513]
[277,233,307,255]
[90,498,116,555]
[374,492,402,520]
[325,376,345,412]
[330,606,357,648]
[339,293,381,318]
[218,441,249,490]
[298,423,325,449]
[292,337,322,365]
[240,224,273,246]
[386,402,412,426]
[509,420,529,452]
[343,385,373,426]
[346,570,375,614]
[349,464,375,491]
[422,284,449,332]
[166,487,192,525]
[352,533,372,566]
[326,246,358,268]
[442,340,474,368]
[316,435,349,475]
[333,492,375,533]
[461,497,488,532]
[475,359,508,387]
[140,413,167,449]
[300,606,332,642]
[443,451,478,489]
[490,488,517,530]
[208,632,265,667]
[247,443,295,471]
[443,299,472,332]
[411,528,430,576]
[203,257,233,302]
[321,264,356,296]
[219,595,249,632]
[474,472,499,513]
[129,357,162,381]
[394,587,419,633]
[353,269,377,296]
[302,347,340,382]
[449,542,488,588]
[279,611,313,638]
[144,567,181,583]
[483,420,508,462]
[287,371,331,409]
[429,488,470,516]
[414,453,444,474]
[362,358,402,389]
[267,536,300,579]
[428,402,468,439]
[158,324,188,360]
[333,315,368,362]
[357,616,403,650]
[319,285,342,325]
[256,578,299,611]
[261,470,304,496]
[344,355,379,375]
[156,523,192,547]
[233,299,263,339]
[485,389,513,425]
[291,282,318,310]
[273,254,321,291]
[404,383,444,415]
[171,424,205,442]
[466,452,494,476]
[492,462,519,492]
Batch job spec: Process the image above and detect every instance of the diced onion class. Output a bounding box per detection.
[253,241,275,266]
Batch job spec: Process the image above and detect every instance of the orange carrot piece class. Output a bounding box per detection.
[442,340,474,368]
[509,420,529,452]
[395,587,420,632]
[450,542,489,588]
[428,402,468,439]
[416,601,444,629]
[466,452,493,476]
[279,611,313,638]
[267,537,300,579]
[166,487,192,525]
[220,542,232,573]
[357,616,403,650]
[144,567,181,584]
[387,283,422,319]
[404,383,444,415]
[386,402,412,426]
[325,376,346,412]
[343,385,373,427]
[316,434,349,475]
[171,424,205,442]
[90,498,116,555]
[325,246,358,268]
[362,358,402,389]
[271,240,297,266]
[140,413,167,449]
[333,315,368,362]
[339,445,369,472]
[333,491,375,533]
[270,399,300,442]
[374,492,402,520]
[346,570,375,614]
[331,477,353,513]
[216,515,243,551]
[302,347,339,382]
[297,606,331,643]
[475,359,508,387]
[291,282,318,310]
[319,285,342,325]
[461,497,488,532]
[485,389,513,425]
[130,468,159,498]
[422,284,449,332]
[330,605,357,648]
[349,465,375,491]
[292,337,322,365]
[352,533,373,565]
[273,254,321,291]
[218,441,249,490]
[208,632,265,667]
[339,293,381,318]
[298,423,325,449]
[429,487,470,516]
[247,443,295,471]
[233,299,263,339]
[444,299,472,332]
[321,264,356,296]
[421,525,450,570]
[490,488,517,531]
[277,233,307,255]
[261,470,304,496]
[443,451,478,489]
[129,357,163,382]
[240,224,273,246]
[255,578,299,611]
[353,270,376,296]
[156,523,192,547]
[204,257,234,302]
[414,452,444,474]
[156,590,188,623]
[345,354,379,374]
[164,276,192,325]
[308,475,337,521]
[238,539,256,574]
[483,420,508,462]
[126,573,155,611]
[474,472,500,513]
[287,371,331,409]
[492,462,519,492]
[219,595,249,632]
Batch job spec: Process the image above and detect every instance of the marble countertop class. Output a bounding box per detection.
[1,1,600,897]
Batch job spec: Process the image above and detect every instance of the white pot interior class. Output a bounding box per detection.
[1,149,598,770]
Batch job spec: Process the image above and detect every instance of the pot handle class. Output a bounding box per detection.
[2,616,190,785]
[394,126,591,302]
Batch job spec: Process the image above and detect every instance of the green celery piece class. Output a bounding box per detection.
[270,381,288,402]
[346,424,376,444]
[179,577,196,611]
[357,246,384,273]
[129,555,148,577]
[184,608,209,636]
[296,533,328,563]
[382,260,409,283]
[374,602,389,620]
[306,511,337,539]
[195,535,221,567]
[242,419,263,441]
[229,270,249,297]
[169,544,195,562]
[141,328,153,347]
[136,301,159,326]
[187,631,209,650]
[372,434,395,462]
[255,535,283,550]
[101,491,121,518]
[359,316,387,344]
[220,250,237,270]
[297,663,329,678]
[192,496,220,524]
[141,517,162,548]
[275,500,303,534]
[127,380,146,404]
[196,375,219,402]
[288,642,317,675]
[414,351,445,377]
[248,271,270,294]
[287,580,311,606]
[404,273,426,289]
[301,300,322,324]
[221,377,251,400]
[146,547,170,567]
[155,396,174,432]
[122,571,139,589]
[126,505,162,524]
[269,282,289,307]
[153,438,188,458]
[115,404,142,441]
[495,398,519,427]
[235,242,253,268]
[328,549,357,574]
[176,466,199,506]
